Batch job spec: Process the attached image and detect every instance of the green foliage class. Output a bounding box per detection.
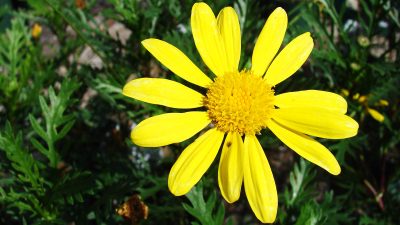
[29,79,79,167]
[183,182,226,225]
[0,79,94,223]
[0,0,399,224]
[0,122,43,190]
[283,159,316,207]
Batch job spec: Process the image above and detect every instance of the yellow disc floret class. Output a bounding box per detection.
[204,70,275,135]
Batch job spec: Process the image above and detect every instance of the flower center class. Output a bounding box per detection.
[203,70,275,135]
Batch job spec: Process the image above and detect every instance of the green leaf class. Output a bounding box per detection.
[27,0,48,13]
[0,122,42,189]
[30,138,48,156]
[56,120,75,141]
[183,181,226,225]
[29,114,48,142]
[39,96,50,118]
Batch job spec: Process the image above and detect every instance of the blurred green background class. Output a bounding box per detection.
[0,0,399,224]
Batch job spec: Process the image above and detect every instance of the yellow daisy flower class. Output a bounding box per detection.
[123,3,358,223]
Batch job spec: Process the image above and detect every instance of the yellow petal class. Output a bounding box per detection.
[352,93,360,100]
[217,7,241,72]
[191,2,229,76]
[169,128,224,196]
[275,90,347,114]
[378,99,389,107]
[122,78,203,109]
[273,108,359,139]
[141,39,212,88]
[218,132,244,203]
[131,111,210,147]
[252,7,287,77]
[367,108,385,122]
[268,120,341,175]
[341,89,349,97]
[358,95,367,103]
[265,32,314,86]
[243,135,277,223]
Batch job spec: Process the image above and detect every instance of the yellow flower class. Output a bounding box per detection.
[123,3,358,223]
[350,91,388,123]
[32,23,42,39]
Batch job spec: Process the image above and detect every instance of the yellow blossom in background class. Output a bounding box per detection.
[342,89,388,123]
[123,3,358,223]
[366,108,384,122]
[358,96,386,122]
[31,23,42,39]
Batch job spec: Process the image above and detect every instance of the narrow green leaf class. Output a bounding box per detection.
[28,115,48,142]
[38,96,50,118]
[30,138,48,155]
[56,120,75,141]
[55,114,75,127]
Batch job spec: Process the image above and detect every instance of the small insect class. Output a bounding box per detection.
[116,194,149,225]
